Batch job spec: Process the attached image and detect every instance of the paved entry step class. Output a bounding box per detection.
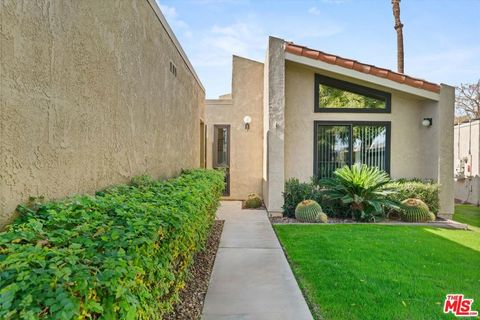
[201,201,313,320]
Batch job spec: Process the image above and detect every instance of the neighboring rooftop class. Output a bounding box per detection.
[455,116,480,125]
[285,42,441,93]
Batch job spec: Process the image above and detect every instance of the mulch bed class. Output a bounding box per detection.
[270,216,351,224]
[164,220,224,320]
[270,215,447,224]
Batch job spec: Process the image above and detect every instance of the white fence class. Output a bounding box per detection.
[455,176,480,205]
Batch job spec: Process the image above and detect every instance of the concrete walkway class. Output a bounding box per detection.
[201,201,313,320]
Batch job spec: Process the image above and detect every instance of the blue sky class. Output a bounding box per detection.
[157,0,480,98]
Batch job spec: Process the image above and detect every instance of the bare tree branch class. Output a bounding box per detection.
[455,80,480,119]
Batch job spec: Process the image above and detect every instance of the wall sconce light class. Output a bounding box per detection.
[243,115,252,131]
[422,118,432,127]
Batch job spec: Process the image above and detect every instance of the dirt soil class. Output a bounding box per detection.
[164,220,224,320]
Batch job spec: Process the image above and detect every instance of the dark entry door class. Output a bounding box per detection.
[213,125,230,196]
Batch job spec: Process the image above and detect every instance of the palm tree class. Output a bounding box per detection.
[392,0,404,73]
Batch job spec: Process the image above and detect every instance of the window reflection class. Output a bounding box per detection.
[316,123,388,178]
[319,84,386,109]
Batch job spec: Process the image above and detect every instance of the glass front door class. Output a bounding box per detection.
[213,125,230,196]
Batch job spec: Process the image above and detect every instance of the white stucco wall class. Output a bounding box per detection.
[455,177,480,205]
[454,120,480,204]
[454,120,480,177]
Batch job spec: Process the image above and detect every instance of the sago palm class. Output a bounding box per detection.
[320,164,400,221]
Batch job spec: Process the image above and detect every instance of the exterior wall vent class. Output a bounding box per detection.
[169,61,177,77]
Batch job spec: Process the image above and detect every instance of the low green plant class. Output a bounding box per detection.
[129,174,154,187]
[453,204,480,227]
[320,165,401,222]
[400,198,436,222]
[394,177,436,184]
[386,180,439,214]
[283,179,320,217]
[244,193,262,208]
[295,200,328,223]
[283,178,346,218]
[274,224,480,319]
[0,169,224,319]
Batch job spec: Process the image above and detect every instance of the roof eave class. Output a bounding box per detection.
[285,52,440,101]
[147,0,205,92]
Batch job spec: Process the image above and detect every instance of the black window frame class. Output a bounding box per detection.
[314,74,391,113]
[313,121,391,178]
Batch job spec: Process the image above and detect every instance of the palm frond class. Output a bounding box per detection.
[318,164,399,221]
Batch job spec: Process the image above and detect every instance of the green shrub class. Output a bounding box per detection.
[400,198,436,222]
[0,169,224,320]
[319,165,401,222]
[283,179,320,217]
[129,174,154,187]
[386,180,439,214]
[295,200,327,223]
[283,178,344,218]
[394,178,436,184]
[245,193,262,209]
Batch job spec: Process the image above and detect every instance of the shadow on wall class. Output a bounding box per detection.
[455,176,480,205]
[0,0,204,228]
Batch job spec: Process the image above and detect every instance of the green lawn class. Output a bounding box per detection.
[454,204,480,228]
[274,224,480,320]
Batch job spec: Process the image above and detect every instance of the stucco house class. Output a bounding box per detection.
[205,36,455,218]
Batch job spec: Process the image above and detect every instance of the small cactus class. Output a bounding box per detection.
[400,198,435,222]
[245,193,262,209]
[295,200,328,223]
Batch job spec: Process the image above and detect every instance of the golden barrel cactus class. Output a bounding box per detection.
[295,200,328,223]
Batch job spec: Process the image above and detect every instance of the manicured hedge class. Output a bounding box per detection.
[0,169,224,319]
[386,180,440,214]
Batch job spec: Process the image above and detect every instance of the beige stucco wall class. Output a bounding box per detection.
[0,0,204,227]
[263,37,286,213]
[205,56,264,199]
[284,60,439,182]
[283,61,454,217]
[437,84,455,217]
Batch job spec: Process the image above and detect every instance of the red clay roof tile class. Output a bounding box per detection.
[285,42,441,93]
[320,54,337,64]
[336,58,354,69]
[387,72,406,82]
[303,49,319,59]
